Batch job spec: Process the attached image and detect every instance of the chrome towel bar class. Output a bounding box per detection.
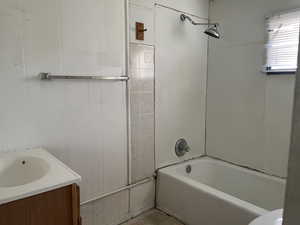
[39,73,129,81]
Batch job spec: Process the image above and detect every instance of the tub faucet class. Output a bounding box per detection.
[175,138,190,157]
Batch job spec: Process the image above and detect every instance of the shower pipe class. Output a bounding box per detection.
[180,14,219,26]
[154,3,209,20]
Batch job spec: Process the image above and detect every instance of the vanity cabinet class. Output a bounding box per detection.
[0,184,81,225]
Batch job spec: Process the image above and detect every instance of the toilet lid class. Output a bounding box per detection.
[249,209,283,225]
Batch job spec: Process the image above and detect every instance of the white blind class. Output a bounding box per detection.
[265,9,300,73]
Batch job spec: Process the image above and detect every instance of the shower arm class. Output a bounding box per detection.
[180,14,219,26]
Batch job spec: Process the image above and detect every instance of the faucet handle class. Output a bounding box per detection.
[185,146,190,152]
[175,138,191,157]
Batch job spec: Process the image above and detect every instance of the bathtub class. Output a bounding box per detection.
[157,157,286,225]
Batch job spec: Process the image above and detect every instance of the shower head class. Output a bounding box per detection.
[204,25,220,39]
[180,14,220,39]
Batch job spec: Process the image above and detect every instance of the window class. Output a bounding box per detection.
[264,9,300,74]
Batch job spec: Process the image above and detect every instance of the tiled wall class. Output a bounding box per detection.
[127,1,156,219]
[154,1,209,168]
[130,0,209,170]
[0,0,127,203]
[127,0,210,220]
[130,181,156,217]
[283,52,300,224]
[130,44,155,183]
[81,191,130,225]
[129,3,155,46]
[81,180,155,225]
[206,0,300,178]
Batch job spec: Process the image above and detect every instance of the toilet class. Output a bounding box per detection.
[249,209,283,225]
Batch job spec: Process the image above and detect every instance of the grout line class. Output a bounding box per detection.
[204,1,212,156]
[118,209,156,225]
[208,155,287,179]
[80,177,154,206]
[120,209,185,225]
[125,0,132,187]
[155,155,286,180]
[155,155,207,171]
[124,0,132,216]
[153,208,186,225]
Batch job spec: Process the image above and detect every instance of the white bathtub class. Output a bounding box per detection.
[157,157,286,225]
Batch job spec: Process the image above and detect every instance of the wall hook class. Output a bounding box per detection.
[136,22,147,40]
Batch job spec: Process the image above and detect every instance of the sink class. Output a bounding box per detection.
[249,209,283,225]
[0,156,50,187]
[0,148,81,205]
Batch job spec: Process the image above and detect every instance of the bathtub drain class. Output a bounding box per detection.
[186,165,192,174]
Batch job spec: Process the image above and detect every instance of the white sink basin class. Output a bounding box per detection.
[0,148,81,205]
[0,156,50,187]
[249,209,283,225]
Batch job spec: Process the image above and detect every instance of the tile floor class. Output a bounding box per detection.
[122,210,184,225]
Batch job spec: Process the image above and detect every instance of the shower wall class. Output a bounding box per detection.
[284,43,300,224]
[154,0,209,169]
[130,0,209,169]
[207,0,300,177]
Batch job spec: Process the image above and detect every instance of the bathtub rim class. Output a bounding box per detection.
[158,156,286,184]
[157,156,286,216]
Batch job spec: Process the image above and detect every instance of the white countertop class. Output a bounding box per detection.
[249,209,283,225]
[0,148,81,205]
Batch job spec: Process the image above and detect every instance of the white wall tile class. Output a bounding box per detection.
[155,6,207,168]
[264,76,295,177]
[130,0,155,9]
[130,180,155,217]
[94,190,130,225]
[206,44,266,170]
[60,0,126,75]
[131,113,155,181]
[130,4,155,45]
[283,59,300,224]
[207,0,300,177]
[81,203,96,225]
[81,190,130,225]
[130,44,155,182]
[80,180,155,225]
[0,0,128,203]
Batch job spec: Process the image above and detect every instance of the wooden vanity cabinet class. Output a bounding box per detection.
[0,184,81,225]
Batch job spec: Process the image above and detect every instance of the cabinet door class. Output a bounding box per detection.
[72,184,81,225]
[0,185,80,225]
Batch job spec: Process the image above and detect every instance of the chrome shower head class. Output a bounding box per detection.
[204,25,220,39]
[180,14,221,39]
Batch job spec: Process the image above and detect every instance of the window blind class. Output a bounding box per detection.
[265,9,300,73]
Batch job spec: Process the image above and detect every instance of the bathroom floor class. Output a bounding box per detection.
[122,210,184,225]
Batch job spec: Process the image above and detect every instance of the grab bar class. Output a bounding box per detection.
[39,73,129,81]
